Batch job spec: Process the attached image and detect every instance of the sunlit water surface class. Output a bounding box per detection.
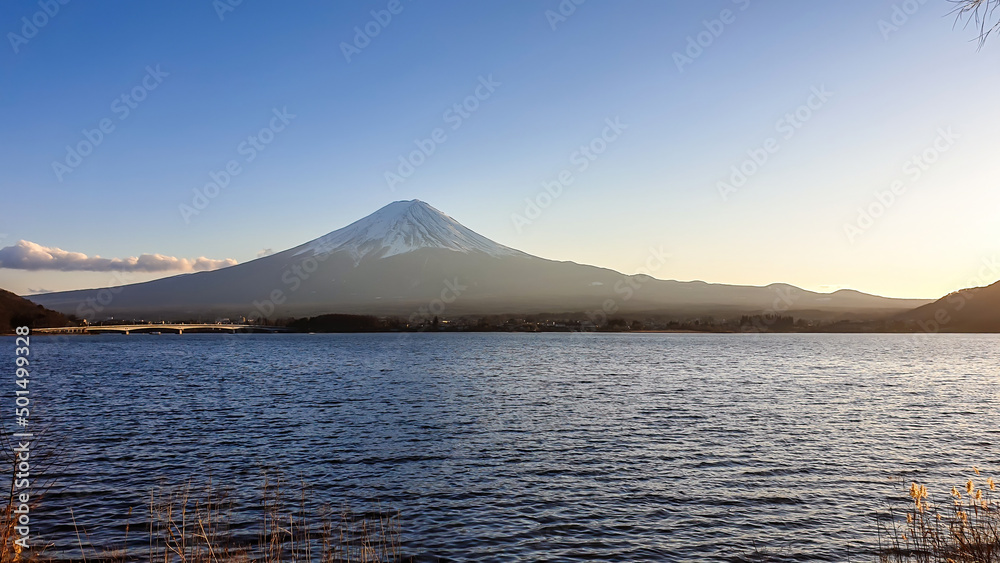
[13,333,1000,561]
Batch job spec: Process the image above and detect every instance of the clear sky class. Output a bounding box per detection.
[2,0,998,299]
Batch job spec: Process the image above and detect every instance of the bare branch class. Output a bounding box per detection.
[949,0,1000,48]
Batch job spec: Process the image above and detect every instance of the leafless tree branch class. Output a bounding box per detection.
[950,0,1000,48]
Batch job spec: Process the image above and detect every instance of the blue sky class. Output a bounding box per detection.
[2,0,999,298]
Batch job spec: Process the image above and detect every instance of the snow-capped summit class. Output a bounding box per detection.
[292,200,526,262]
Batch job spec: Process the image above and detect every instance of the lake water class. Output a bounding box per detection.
[12,333,1000,561]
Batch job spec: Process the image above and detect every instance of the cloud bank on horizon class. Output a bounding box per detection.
[0,240,237,273]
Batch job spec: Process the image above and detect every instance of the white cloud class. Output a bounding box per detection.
[257,248,274,258]
[0,240,238,272]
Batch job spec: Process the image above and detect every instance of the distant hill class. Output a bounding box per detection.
[0,289,71,334]
[900,280,1000,332]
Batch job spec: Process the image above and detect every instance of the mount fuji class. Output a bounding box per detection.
[30,200,931,320]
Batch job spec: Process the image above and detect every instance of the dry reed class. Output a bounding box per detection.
[878,467,1000,562]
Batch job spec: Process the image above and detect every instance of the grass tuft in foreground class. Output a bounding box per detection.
[878,467,1000,563]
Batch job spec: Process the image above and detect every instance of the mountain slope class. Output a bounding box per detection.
[899,280,1000,332]
[28,200,932,320]
[0,289,70,333]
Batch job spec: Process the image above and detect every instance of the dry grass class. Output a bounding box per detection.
[0,428,58,562]
[0,470,403,562]
[0,457,25,563]
[91,476,403,563]
[0,426,402,562]
[878,467,1000,563]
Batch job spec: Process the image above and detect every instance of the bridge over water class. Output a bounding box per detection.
[33,324,290,335]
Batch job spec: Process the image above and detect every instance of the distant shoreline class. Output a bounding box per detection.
[5,307,996,337]
[7,327,998,336]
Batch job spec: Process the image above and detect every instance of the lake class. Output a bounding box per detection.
[13,333,1000,561]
